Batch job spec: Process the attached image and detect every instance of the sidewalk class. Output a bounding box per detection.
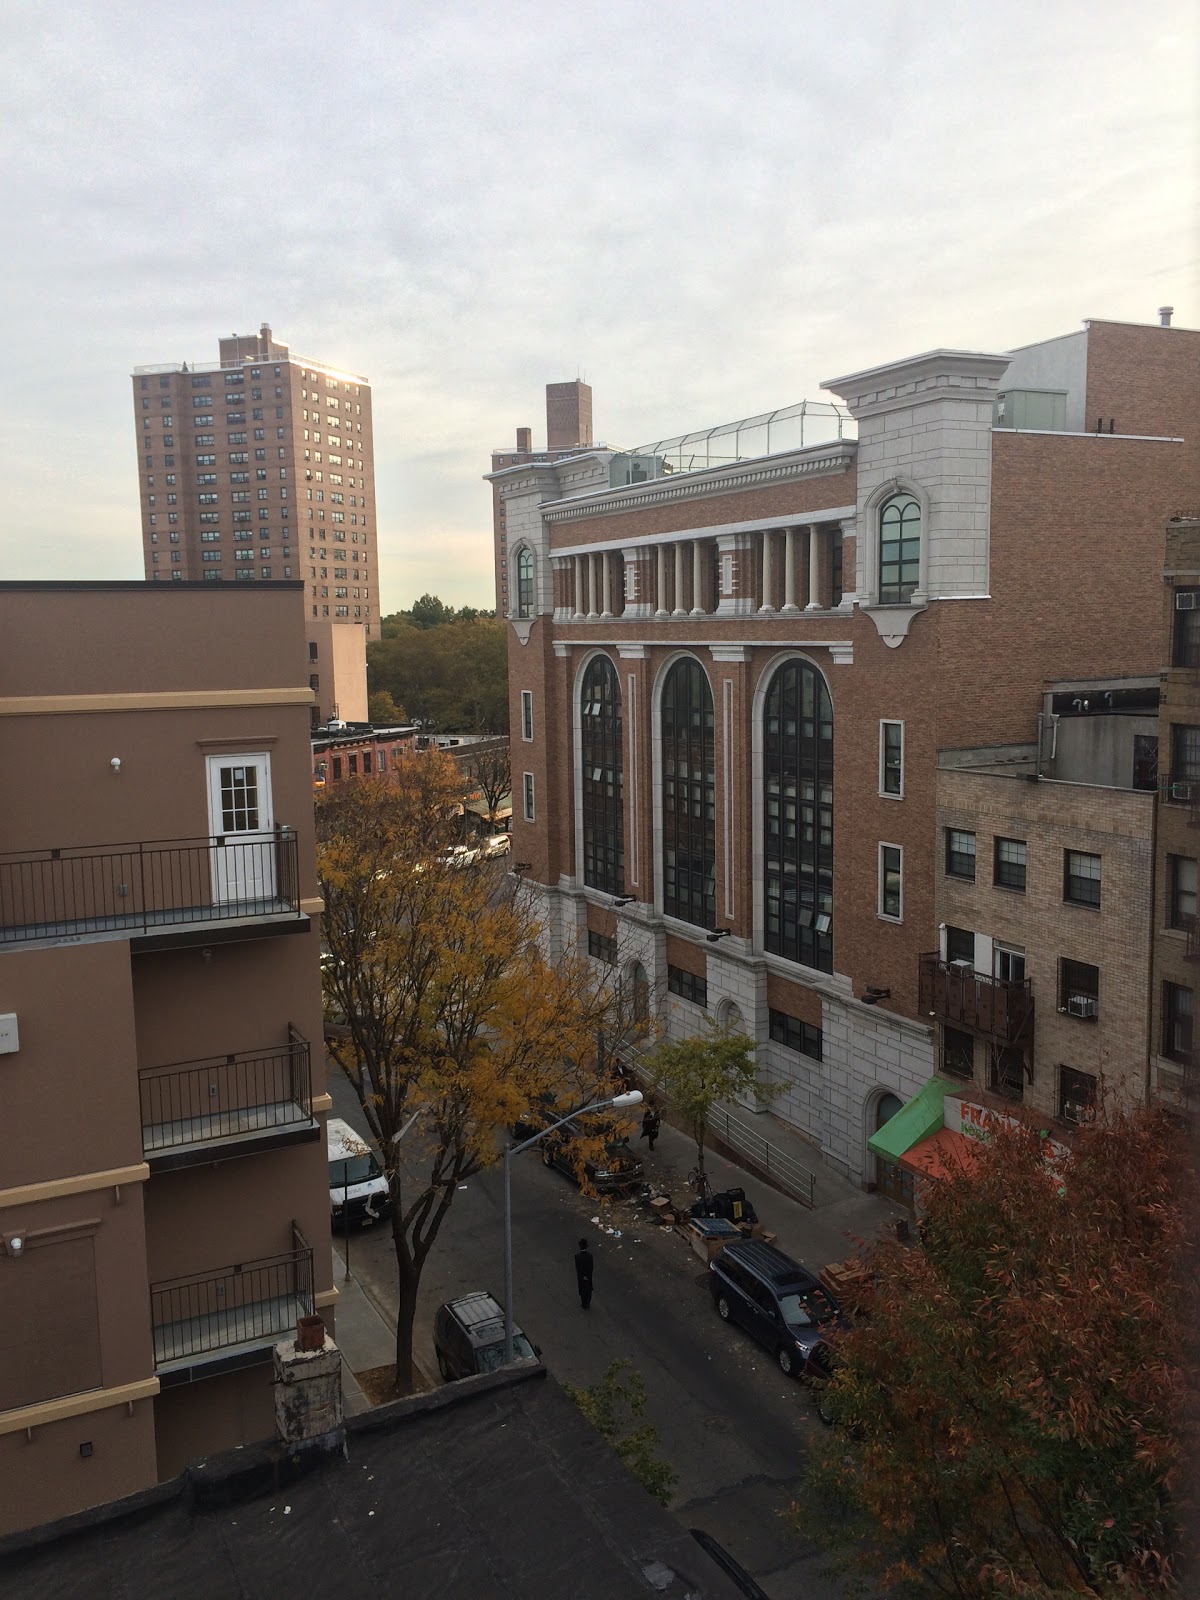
[636,1108,906,1278]
[329,1245,442,1414]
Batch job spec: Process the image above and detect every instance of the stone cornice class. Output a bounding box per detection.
[539,443,856,524]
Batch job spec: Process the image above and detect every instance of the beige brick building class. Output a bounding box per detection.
[0,581,334,1536]
[487,316,1199,1195]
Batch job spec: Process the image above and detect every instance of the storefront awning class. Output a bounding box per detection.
[868,1076,950,1163]
[898,1126,983,1181]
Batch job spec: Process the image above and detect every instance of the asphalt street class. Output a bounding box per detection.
[326,1067,879,1600]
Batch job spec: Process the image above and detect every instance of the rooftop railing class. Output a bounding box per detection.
[0,829,301,947]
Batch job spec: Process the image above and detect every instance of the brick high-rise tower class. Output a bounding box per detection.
[131,325,380,670]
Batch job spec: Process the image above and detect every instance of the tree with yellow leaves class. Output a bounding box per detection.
[317,750,627,1392]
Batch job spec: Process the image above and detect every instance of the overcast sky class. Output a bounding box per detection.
[1,1,1195,613]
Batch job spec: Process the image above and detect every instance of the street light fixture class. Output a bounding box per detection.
[502,1088,643,1364]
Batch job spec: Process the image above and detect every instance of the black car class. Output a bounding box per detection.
[541,1126,645,1193]
[708,1239,843,1377]
[433,1291,538,1381]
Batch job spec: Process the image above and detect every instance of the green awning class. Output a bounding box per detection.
[868,1077,949,1162]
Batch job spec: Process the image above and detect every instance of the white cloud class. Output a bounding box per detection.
[0,0,1195,611]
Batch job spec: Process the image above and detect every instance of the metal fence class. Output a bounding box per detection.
[618,1044,818,1207]
[0,829,300,945]
[139,1026,312,1154]
[150,1227,314,1368]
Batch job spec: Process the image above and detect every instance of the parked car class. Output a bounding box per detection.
[433,1291,538,1381]
[708,1238,843,1377]
[438,843,481,870]
[482,833,511,859]
[541,1126,645,1193]
[327,1117,391,1228]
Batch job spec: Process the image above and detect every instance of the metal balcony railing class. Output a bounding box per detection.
[919,954,1034,1046]
[150,1224,314,1371]
[140,1026,313,1157]
[0,829,300,947]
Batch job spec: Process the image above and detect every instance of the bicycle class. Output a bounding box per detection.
[687,1165,714,1201]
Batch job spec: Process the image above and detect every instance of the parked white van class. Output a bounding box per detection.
[327,1117,390,1228]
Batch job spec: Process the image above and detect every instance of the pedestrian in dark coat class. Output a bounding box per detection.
[640,1106,661,1153]
[574,1237,594,1309]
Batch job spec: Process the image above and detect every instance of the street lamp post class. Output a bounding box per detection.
[502,1089,643,1364]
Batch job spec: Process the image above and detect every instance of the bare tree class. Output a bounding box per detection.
[467,744,511,831]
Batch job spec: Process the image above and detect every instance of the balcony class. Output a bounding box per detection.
[0,830,304,952]
[150,1224,314,1386]
[919,953,1034,1046]
[140,1027,317,1170]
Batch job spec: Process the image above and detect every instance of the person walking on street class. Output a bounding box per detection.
[574,1237,594,1309]
[641,1105,661,1154]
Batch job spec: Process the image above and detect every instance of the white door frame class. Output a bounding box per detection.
[205,753,276,906]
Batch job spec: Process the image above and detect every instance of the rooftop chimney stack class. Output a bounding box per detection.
[1159,307,1174,328]
[516,426,532,453]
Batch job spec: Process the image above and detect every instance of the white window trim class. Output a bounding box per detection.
[878,841,903,922]
[522,772,535,823]
[878,719,904,799]
[521,689,534,743]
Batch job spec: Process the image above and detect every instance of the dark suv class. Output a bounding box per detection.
[433,1292,537,1382]
[708,1239,842,1377]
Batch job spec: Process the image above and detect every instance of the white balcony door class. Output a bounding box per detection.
[206,753,275,905]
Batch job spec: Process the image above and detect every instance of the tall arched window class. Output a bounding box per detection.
[516,547,535,618]
[661,657,715,928]
[763,659,833,972]
[581,654,623,894]
[878,493,921,604]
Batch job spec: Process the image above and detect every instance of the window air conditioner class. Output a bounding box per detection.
[1171,782,1194,802]
[1067,995,1098,1018]
[1062,1100,1087,1124]
[1176,592,1197,610]
[949,959,974,971]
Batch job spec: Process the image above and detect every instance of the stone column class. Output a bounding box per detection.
[655,544,669,619]
[691,540,706,616]
[782,528,799,614]
[601,551,613,617]
[806,526,822,611]
[573,555,585,618]
[759,530,775,613]
[588,552,599,619]
[673,542,687,617]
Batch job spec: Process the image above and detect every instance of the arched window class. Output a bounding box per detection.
[630,962,650,1024]
[878,493,921,604]
[581,655,623,894]
[516,547,535,618]
[763,659,833,972]
[661,658,715,928]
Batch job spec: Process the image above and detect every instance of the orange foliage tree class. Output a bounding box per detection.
[796,1107,1198,1598]
[317,751,622,1391]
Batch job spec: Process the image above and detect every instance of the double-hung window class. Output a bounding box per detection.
[879,721,903,797]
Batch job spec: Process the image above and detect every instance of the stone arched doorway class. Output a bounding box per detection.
[874,1092,915,1209]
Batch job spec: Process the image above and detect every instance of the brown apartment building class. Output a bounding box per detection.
[488,314,1200,1195]
[132,323,377,723]
[0,581,334,1537]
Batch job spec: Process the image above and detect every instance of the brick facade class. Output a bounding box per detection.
[489,320,1200,1186]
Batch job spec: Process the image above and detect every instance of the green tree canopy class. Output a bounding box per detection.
[369,614,508,733]
[641,1021,776,1175]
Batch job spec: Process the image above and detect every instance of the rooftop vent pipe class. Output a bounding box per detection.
[1159,306,1174,327]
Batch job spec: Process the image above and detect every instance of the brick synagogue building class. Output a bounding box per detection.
[488,315,1200,1202]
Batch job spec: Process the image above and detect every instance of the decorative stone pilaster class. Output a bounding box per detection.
[622,547,655,621]
[715,532,756,617]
